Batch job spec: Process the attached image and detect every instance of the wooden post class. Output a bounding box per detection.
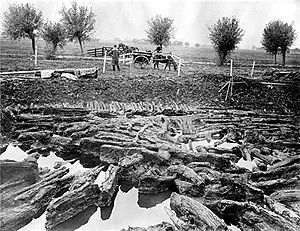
[95,48,97,57]
[123,54,125,64]
[251,61,255,78]
[34,38,38,67]
[224,59,233,100]
[230,76,233,97]
[225,81,231,101]
[102,50,107,74]
[177,59,182,77]
[218,81,229,93]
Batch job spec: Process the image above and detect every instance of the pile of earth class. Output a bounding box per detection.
[1,72,299,114]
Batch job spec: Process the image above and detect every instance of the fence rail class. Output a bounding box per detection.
[87,47,113,57]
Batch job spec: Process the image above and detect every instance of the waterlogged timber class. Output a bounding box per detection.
[0,104,299,230]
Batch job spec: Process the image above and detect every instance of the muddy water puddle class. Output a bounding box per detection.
[20,187,171,231]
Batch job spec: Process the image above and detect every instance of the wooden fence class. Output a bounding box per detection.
[87,47,113,57]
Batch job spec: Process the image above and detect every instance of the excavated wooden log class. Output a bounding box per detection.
[98,145,160,165]
[251,176,300,195]
[45,167,102,230]
[118,153,144,168]
[205,199,300,231]
[269,155,300,170]
[167,165,207,186]
[159,143,232,170]
[17,130,53,142]
[270,190,300,213]
[0,166,69,231]
[249,147,278,165]
[187,164,223,180]
[56,121,90,136]
[164,206,191,230]
[203,176,264,203]
[96,165,119,207]
[170,193,228,231]
[265,196,300,224]
[174,179,204,196]
[250,164,300,182]
[49,135,82,160]
[138,168,176,194]
[16,114,54,123]
[120,221,175,231]
[96,165,119,206]
[45,183,100,230]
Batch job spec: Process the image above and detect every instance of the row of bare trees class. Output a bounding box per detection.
[3,2,95,57]
[146,15,296,66]
[2,2,297,65]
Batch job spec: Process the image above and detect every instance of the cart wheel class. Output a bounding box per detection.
[134,55,149,69]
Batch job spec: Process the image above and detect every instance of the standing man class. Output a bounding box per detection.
[110,45,120,71]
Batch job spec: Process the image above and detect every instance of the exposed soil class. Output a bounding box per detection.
[1,69,299,114]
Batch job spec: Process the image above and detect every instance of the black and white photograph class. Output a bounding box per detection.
[0,0,299,230]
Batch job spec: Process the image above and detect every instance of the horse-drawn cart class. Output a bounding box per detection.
[132,51,153,68]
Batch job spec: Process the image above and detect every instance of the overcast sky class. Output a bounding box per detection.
[1,0,300,48]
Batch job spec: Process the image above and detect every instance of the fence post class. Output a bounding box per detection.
[102,50,107,74]
[123,54,125,64]
[34,38,38,66]
[177,59,182,77]
[251,61,255,78]
[95,48,97,57]
[230,59,233,76]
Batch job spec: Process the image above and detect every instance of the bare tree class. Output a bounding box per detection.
[42,22,67,59]
[60,2,95,55]
[146,15,175,48]
[209,17,244,65]
[3,3,43,53]
[262,20,296,66]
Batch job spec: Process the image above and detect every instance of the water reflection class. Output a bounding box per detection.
[37,152,66,169]
[19,187,171,231]
[19,213,47,231]
[78,188,171,231]
[0,144,28,161]
[50,206,98,231]
[138,190,172,209]
[191,139,239,152]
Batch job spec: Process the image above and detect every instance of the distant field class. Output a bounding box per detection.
[1,37,300,72]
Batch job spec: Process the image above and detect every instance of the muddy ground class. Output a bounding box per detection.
[1,66,300,115]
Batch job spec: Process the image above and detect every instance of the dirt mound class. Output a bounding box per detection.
[1,71,299,114]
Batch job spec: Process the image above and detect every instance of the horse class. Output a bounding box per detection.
[153,54,178,71]
[118,43,139,54]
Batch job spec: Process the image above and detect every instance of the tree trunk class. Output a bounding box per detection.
[218,52,227,66]
[78,37,84,56]
[282,50,286,66]
[31,36,36,54]
[274,53,277,64]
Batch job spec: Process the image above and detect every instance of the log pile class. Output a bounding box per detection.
[0,105,299,230]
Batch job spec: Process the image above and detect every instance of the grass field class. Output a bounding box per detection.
[1,37,300,73]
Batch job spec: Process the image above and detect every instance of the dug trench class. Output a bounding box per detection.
[0,71,299,231]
